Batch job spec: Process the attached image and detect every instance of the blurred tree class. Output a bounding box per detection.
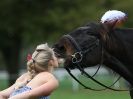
[0,0,133,86]
[0,0,93,85]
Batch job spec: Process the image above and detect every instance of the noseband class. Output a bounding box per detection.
[63,34,128,91]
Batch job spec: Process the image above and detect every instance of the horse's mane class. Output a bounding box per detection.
[85,22,133,32]
[84,22,103,31]
[84,22,133,41]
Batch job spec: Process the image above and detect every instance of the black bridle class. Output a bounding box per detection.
[63,34,129,91]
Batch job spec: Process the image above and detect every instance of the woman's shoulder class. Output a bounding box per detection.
[31,72,58,87]
[35,72,56,80]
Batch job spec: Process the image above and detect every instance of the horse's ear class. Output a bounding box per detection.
[102,20,118,30]
[100,10,127,30]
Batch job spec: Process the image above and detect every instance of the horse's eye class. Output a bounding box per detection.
[59,46,66,52]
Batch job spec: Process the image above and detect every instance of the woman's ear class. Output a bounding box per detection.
[48,60,54,67]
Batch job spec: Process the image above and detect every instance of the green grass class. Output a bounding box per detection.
[0,79,8,90]
[51,88,130,99]
[51,75,130,99]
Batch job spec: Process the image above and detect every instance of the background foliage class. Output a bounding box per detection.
[0,0,133,98]
[0,0,133,86]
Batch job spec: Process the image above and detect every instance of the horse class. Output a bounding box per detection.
[53,22,133,99]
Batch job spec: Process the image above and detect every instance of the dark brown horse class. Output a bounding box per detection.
[53,22,133,99]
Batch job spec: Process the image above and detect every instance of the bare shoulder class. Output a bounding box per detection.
[35,72,58,84]
[36,72,57,80]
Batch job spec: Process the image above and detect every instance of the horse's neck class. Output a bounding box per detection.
[103,29,124,61]
[104,28,133,85]
[106,28,133,63]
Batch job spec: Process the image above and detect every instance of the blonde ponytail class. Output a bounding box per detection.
[14,43,54,90]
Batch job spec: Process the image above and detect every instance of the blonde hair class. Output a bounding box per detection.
[15,43,55,90]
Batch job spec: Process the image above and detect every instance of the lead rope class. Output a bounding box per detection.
[76,64,129,91]
[75,42,129,91]
[65,67,107,91]
[69,42,129,91]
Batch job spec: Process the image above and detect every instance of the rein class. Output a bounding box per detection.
[63,34,129,91]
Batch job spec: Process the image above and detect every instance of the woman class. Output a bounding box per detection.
[0,43,59,99]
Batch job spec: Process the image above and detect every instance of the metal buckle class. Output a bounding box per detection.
[71,52,83,63]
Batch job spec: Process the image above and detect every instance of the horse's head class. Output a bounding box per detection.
[53,22,108,69]
[53,11,133,95]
